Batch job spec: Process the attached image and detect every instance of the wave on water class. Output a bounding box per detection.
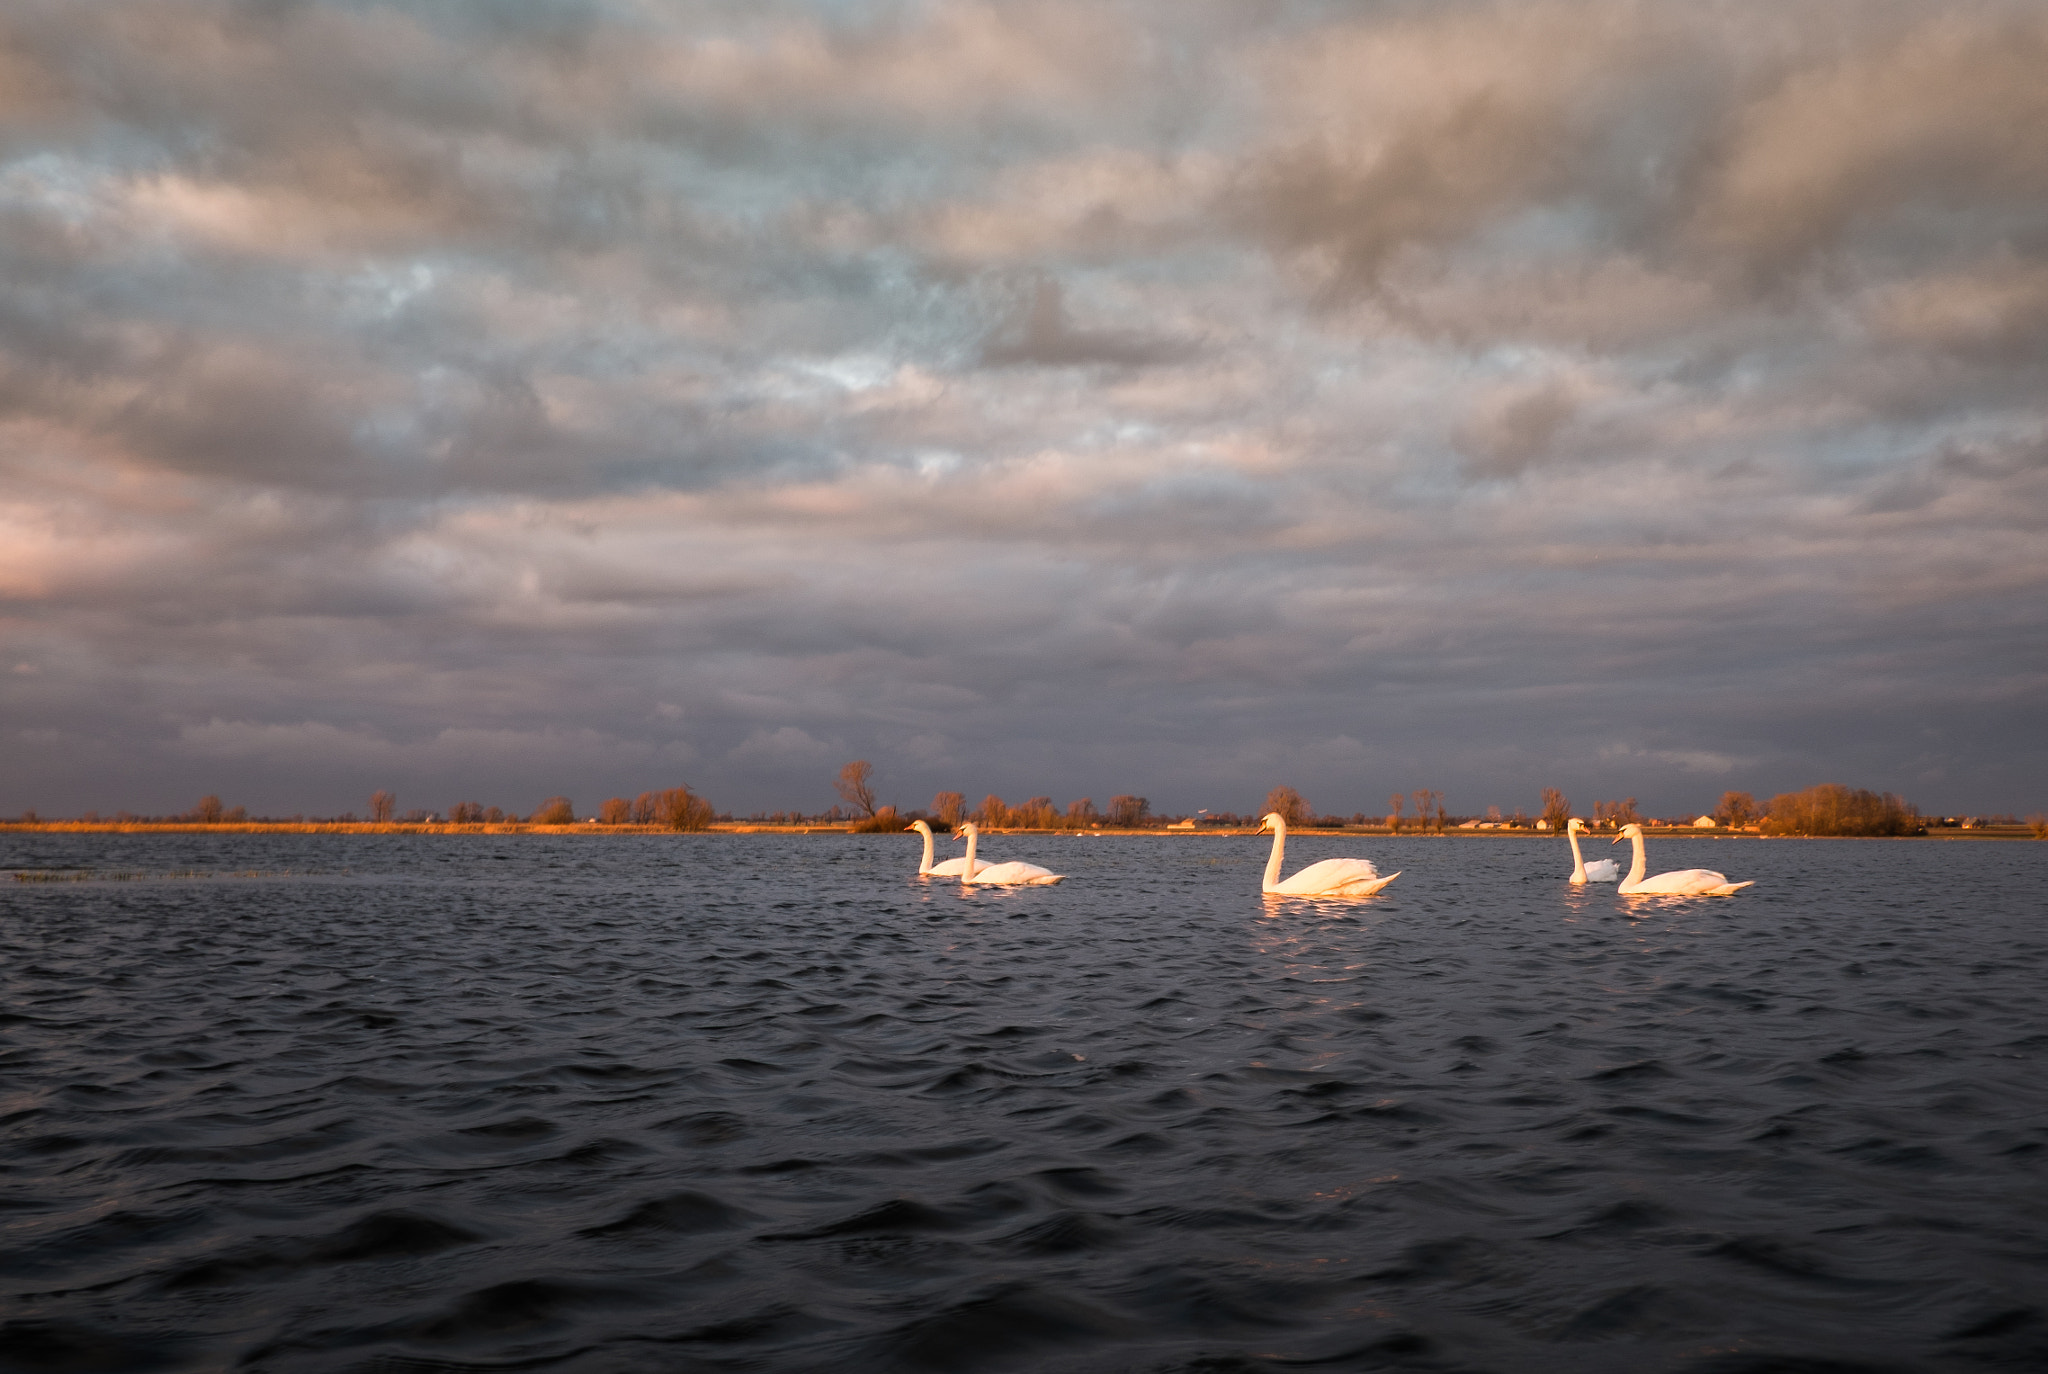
[3,830,2046,1372]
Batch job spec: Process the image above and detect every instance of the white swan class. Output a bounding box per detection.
[956,822,1064,886]
[1258,813,1399,897]
[905,819,972,877]
[1566,818,1620,883]
[1611,823,1753,896]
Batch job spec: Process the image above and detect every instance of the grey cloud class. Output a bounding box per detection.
[1456,382,1580,480]
[979,280,1200,369]
[1,1,2045,820]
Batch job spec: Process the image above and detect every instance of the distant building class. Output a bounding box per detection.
[1694,815,1715,828]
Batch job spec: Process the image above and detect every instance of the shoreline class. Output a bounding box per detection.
[0,822,2036,840]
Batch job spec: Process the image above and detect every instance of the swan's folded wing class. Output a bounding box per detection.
[1630,868,1731,894]
[1274,857,1384,894]
[967,861,1064,885]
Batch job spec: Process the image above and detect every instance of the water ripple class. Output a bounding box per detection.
[2,830,2045,1372]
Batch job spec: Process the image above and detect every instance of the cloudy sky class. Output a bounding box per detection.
[3,0,2046,820]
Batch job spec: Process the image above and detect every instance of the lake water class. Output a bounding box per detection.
[3,831,2045,1373]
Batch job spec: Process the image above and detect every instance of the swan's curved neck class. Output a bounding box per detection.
[1567,826,1587,881]
[961,826,978,880]
[917,826,935,873]
[1622,831,1647,888]
[1263,820,1285,892]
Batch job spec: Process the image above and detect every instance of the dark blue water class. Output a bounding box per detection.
[3,831,2045,1373]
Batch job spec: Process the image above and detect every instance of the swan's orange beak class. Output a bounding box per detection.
[1610,835,1622,844]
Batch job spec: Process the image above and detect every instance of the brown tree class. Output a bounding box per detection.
[1712,790,1759,828]
[930,791,965,826]
[599,797,632,825]
[449,801,485,824]
[369,790,396,823]
[1761,784,1914,836]
[1411,789,1442,835]
[1540,787,1570,832]
[834,760,878,817]
[1105,795,1150,828]
[631,791,659,824]
[194,794,225,824]
[1387,794,1404,834]
[1263,785,1310,826]
[1014,796,1057,828]
[533,796,575,826]
[1592,798,1640,829]
[1066,797,1098,824]
[975,795,1010,827]
[650,786,714,831]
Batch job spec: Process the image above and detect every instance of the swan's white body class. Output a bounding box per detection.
[1566,818,1620,883]
[1259,813,1399,897]
[1612,823,1752,896]
[906,819,971,877]
[957,822,1064,886]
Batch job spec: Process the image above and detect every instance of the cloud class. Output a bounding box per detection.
[727,726,834,767]
[0,1,2044,819]
[979,279,1200,369]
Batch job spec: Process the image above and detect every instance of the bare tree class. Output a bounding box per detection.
[834,760,878,817]
[1712,790,1759,828]
[930,791,965,827]
[599,797,632,825]
[655,786,714,832]
[976,795,1010,827]
[1387,794,1404,834]
[449,801,485,824]
[632,791,659,824]
[1015,796,1056,828]
[1540,787,1570,831]
[533,796,575,825]
[1066,797,1098,824]
[1592,798,1640,829]
[1263,785,1310,826]
[369,790,396,823]
[1105,795,1150,828]
[1411,789,1442,835]
[194,794,225,824]
[1761,784,1912,837]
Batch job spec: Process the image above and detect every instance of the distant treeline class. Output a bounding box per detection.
[13,777,2028,840]
[1758,784,1920,837]
[851,791,1159,833]
[26,787,726,830]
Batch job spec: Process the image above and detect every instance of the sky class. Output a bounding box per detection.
[3,0,2046,821]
